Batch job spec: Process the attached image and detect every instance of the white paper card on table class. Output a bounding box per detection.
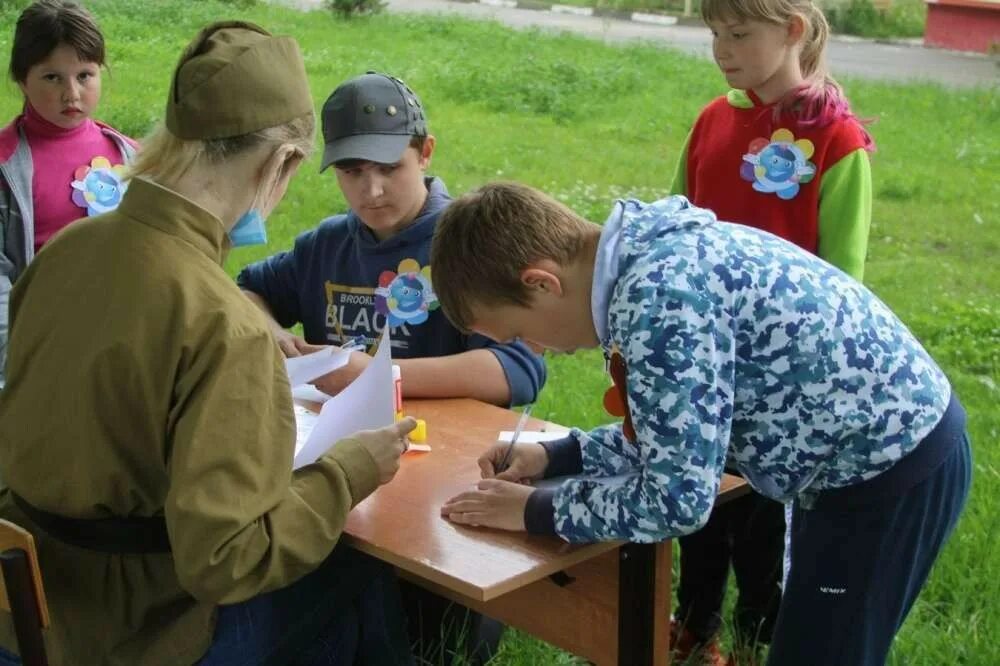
[285,346,352,388]
[497,430,570,444]
[292,327,395,470]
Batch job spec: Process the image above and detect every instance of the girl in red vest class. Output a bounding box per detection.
[670,0,874,663]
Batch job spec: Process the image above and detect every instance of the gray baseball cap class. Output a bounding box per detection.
[320,72,428,172]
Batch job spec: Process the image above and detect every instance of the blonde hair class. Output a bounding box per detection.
[702,0,830,82]
[431,181,599,331]
[128,113,315,186]
[701,0,873,148]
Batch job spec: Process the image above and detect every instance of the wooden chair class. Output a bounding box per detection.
[0,520,49,666]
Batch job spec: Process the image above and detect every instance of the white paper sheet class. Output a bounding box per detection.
[497,430,570,443]
[286,346,352,388]
[291,384,334,404]
[293,403,319,458]
[292,328,395,470]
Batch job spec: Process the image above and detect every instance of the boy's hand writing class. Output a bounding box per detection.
[440,479,532,531]
[479,441,548,483]
[348,417,417,485]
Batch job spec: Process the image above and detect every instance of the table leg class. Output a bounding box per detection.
[400,540,673,666]
[618,541,672,666]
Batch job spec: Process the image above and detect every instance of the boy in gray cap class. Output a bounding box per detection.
[239,72,545,407]
[238,70,516,664]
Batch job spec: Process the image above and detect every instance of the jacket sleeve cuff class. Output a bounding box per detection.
[541,435,583,479]
[524,487,557,536]
[324,438,380,506]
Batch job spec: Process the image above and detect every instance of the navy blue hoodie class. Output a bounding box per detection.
[237,177,545,406]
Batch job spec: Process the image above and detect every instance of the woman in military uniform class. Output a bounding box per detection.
[0,21,414,665]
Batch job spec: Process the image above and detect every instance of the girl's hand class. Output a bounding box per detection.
[440,479,533,531]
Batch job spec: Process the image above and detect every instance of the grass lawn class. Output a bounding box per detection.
[2,0,996,663]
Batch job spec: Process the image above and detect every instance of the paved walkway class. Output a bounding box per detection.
[280,0,997,88]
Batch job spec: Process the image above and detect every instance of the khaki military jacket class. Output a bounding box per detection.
[0,178,380,665]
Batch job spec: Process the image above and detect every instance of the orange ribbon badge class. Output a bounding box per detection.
[603,350,636,443]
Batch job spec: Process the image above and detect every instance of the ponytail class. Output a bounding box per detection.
[782,3,875,151]
[799,3,828,81]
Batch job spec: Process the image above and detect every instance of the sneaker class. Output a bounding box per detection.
[670,619,727,666]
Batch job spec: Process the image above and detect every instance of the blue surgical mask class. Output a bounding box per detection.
[229,208,268,247]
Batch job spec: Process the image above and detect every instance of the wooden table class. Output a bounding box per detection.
[342,398,750,666]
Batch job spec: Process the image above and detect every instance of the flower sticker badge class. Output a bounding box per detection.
[740,129,816,200]
[375,258,439,327]
[71,156,128,216]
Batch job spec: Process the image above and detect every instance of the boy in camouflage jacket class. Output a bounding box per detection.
[431,182,971,666]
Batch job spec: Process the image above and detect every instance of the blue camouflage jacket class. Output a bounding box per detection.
[529,196,950,543]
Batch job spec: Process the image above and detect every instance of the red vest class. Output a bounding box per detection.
[685,91,868,254]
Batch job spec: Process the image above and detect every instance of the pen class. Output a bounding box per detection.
[339,335,367,353]
[497,403,533,474]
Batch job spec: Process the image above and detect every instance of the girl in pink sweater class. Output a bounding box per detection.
[1,0,136,385]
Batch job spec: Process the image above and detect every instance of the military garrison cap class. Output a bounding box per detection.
[320,72,428,171]
[166,21,314,140]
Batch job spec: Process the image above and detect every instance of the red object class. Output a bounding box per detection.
[392,365,403,413]
[603,352,637,444]
[669,619,728,666]
[683,92,868,255]
[925,0,1000,54]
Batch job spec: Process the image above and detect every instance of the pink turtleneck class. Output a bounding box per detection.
[23,104,124,251]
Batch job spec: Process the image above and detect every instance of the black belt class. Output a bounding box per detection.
[13,494,171,554]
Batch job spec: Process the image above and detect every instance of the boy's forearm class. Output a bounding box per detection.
[579,424,642,476]
[397,350,511,405]
[241,289,284,331]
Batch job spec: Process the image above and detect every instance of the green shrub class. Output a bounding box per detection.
[824,0,927,39]
[0,0,29,14]
[559,0,696,12]
[324,0,386,18]
[826,0,879,35]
